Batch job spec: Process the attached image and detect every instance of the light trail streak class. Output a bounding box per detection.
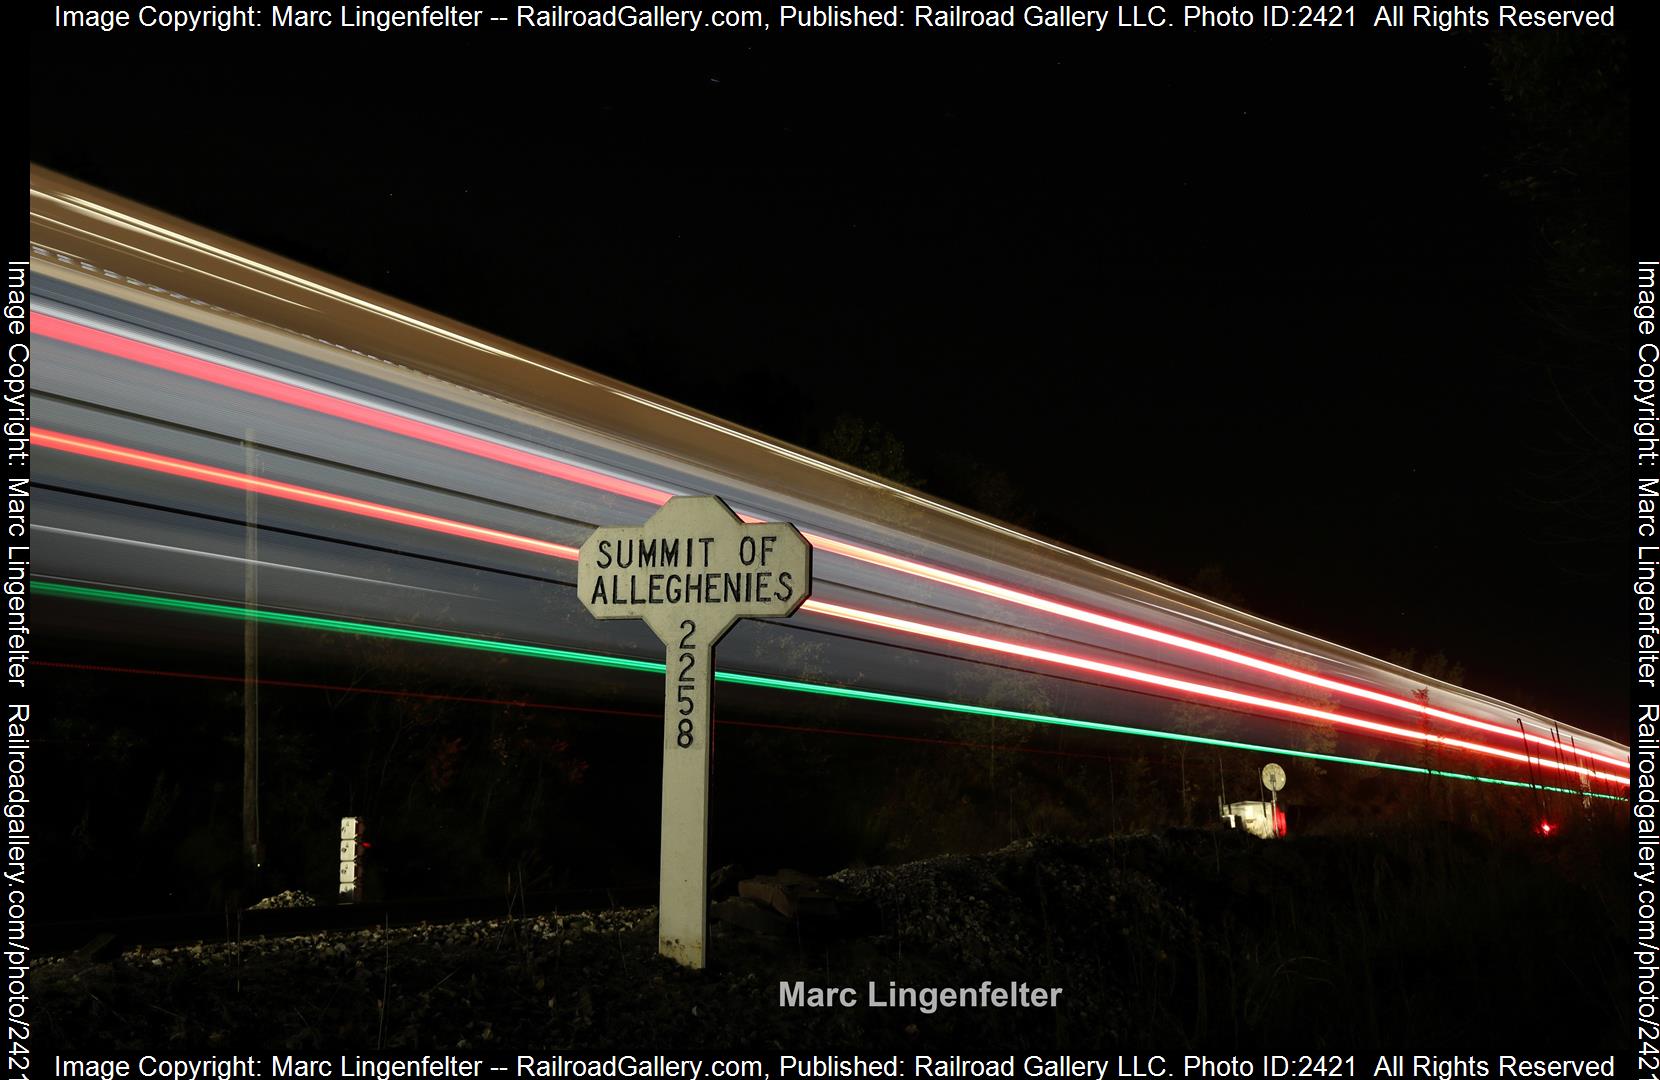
[35,524,479,597]
[32,582,1624,801]
[36,190,592,378]
[32,310,1619,765]
[33,428,579,562]
[804,600,1627,786]
[796,534,1629,768]
[32,312,667,505]
[29,217,310,309]
[34,426,1625,784]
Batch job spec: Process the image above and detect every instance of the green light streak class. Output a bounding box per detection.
[39,580,663,673]
[36,580,1624,802]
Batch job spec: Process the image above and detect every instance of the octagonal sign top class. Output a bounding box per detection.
[577,495,812,646]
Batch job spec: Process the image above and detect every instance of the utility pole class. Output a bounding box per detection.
[243,434,261,882]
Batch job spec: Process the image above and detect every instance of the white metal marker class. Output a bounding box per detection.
[578,495,811,968]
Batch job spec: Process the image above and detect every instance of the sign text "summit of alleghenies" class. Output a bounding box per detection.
[578,496,810,969]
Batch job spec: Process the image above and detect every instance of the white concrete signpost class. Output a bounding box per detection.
[577,495,811,969]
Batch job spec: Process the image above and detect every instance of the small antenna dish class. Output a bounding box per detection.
[1261,763,1286,792]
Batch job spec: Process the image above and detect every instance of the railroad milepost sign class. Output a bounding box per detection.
[577,495,811,969]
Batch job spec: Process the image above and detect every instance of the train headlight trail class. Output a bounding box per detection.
[31,425,1624,787]
[29,582,1625,803]
[27,164,1628,798]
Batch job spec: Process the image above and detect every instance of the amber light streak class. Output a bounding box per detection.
[32,428,580,561]
[34,426,1626,788]
[32,311,1621,768]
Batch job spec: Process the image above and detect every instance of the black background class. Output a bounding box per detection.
[27,13,1638,737]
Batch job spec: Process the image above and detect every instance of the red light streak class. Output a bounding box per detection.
[34,312,1624,772]
[32,312,670,506]
[799,599,1627,787]
[33,428,580,562]
[36,427,1626,787]
[798,533,1627,770]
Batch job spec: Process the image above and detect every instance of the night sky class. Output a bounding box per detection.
[27,18,1636,736]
